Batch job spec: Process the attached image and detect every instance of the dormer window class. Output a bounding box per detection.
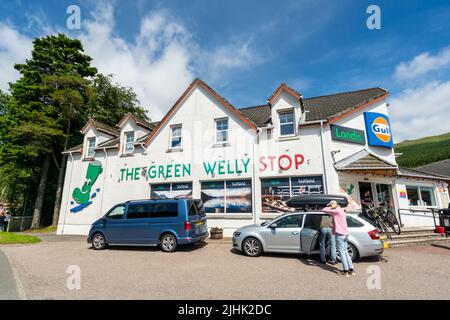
[279,110,295,136]
[124,131,135,154]
[170,124,182,149]
[87,137,96,157]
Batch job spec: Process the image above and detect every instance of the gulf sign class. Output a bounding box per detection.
[364,112,394,148]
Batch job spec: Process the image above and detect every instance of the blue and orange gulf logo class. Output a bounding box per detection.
[364,112,394,148]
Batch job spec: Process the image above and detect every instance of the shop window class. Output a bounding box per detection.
[170,125,182,149]
[406,185,436,207]
[279,110,295,136]
[215,118,228,143]
[151,183,192,199]
[420,187,436,206]
[201,180,252,214]
[124,131,135,153]
[261,176,323,213]
[406,186,419,206]
[86,137,96,158]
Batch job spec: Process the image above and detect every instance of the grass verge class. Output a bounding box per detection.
[0,232,41,244]
[26,225,57,233]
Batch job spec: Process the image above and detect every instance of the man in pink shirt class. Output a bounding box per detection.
[323,200,355,277]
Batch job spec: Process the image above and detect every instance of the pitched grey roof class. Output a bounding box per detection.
[334,149,397,171]
[238,87,388,126]
[398,166,450,180]
[62,143,83,154]
[95,137,120,149]
[416,159,450,178]
[239,105,271,127]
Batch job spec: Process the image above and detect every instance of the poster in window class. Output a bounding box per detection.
[291,176,323,195]
[225,180,252,213]
[261,178,291,213]
[201,181,225,213]
[151,183,171,199]
[171,183,193,199]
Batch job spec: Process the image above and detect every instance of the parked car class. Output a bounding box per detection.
[88,199,208,252]
[232,212,384,261]
[286,194,349,211]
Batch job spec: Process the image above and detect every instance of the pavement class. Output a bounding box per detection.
[0,247,20,299]
[1,233,450,299]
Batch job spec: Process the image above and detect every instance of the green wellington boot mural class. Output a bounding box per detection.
[70,160,103,212]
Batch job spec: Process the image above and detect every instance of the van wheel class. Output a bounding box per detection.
[242,237,262,257]
[160,234,177,253]
[91,233,106,250]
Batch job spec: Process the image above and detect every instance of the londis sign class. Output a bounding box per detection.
[120,153,306,181]
[364,112,393,148]
[330,124,365,145]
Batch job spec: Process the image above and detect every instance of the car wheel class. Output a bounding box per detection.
[160,234,177,253]
[336,242,359,262]
[91,233,106,250]
[242,237,262,257]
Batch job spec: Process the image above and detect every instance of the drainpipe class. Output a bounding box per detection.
[252,128,261,224]
[61,152,74,235]
[320,120,329,194]
[98,148,109,216]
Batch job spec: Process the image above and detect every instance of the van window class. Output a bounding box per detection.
[151,203,178,218]
[107,205,125,219]
[188,204,197,216]
[127,203,152,219]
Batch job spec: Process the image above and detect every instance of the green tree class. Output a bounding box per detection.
[1,34,97,229]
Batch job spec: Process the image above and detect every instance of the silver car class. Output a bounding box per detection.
[232,212,384,261]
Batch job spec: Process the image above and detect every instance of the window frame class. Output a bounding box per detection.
[278,109,295,136]
[170,124,182,149]
[406,185,437,207]
[86,137,96,158]
[215,117,229,144]
[124,131,135,154]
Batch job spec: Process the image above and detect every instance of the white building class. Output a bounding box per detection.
[57,79,450,236]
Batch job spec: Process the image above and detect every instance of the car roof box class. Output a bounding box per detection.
[286,194,348,209]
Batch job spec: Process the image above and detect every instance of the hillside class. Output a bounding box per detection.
[395,132,450,168]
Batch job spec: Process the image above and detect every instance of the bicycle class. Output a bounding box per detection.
[364,203,401,238]
[378,202,401,235]
[365,205,392,239]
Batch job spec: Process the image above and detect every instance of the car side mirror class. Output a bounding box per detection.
[269,223,278,229]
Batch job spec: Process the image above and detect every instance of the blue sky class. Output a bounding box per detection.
[1,0,450,141]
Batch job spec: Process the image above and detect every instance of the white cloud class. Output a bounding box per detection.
[394,47,450,82]
[0,23,33,92]
[389,81,450,142]
[0,2,263,119]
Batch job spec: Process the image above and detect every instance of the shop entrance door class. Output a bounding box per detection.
[358,182,374,212]
[375,184,395,210]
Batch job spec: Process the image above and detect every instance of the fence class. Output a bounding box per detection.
[6,216,33,232]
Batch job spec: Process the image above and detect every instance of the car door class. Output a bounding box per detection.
[264,214,303,253]
[300,214,322,254]
[103,204,127,244]
[121,202,153,244]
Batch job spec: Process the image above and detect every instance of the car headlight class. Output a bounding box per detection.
[233,231,241,237]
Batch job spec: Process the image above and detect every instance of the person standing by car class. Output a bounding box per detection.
[3,209,11,232]
[318,215,336,265]
[0,211,4,232]
[323,200,356,277]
